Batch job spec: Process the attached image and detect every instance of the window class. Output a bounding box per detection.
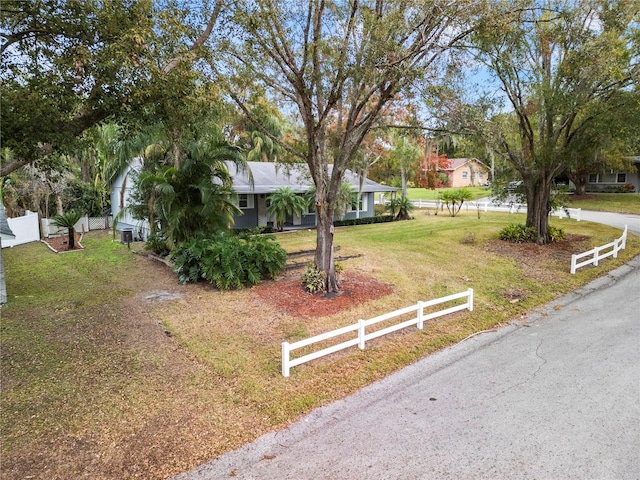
[462,171,468,179]
[589,173,627,184]
[238,194,254,209]
[348,195,368,212]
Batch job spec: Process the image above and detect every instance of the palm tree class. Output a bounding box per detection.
[386,196,414,220]
[267,187,309,231]
[148,134,249,248]
[51,210,83,249]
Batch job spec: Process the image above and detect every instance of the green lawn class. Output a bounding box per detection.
[1,211,639,480]
[378,186,491,203]
[383,189,640,215]
[567,193,640,214]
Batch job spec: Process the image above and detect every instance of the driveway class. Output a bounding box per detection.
[174,216,640,480]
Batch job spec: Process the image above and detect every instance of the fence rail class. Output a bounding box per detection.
[409,199,582,221]
[570,225,627,274]
[281,289,474,377]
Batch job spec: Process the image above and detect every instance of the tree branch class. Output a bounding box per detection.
[160,0,223,75]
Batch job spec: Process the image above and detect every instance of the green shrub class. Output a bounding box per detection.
[548,225,565,242]
[145,233,171,256]
[333,215,395,227]
[499,223,566,243]
[386,197,414,220]
[170,233,287,289]
[301,264,326,294]
[499,223,536,243]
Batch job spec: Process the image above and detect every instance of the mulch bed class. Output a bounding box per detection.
[41,234,84,252]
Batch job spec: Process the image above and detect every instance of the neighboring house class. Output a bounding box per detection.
[228,162,397,229]
[439,158,490,188]
[111,157,151,240]
[111,160,397,233]
[586,157,640,193]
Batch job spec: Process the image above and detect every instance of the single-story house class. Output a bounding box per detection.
[586,157,640,193]
[439,158,490,188]
[228,162,397,229]
[111,160,397,234]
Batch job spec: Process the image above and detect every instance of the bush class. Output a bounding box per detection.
[170,233,287,289]
[548,225,565,243]
[499,223,565,243]
[145,233,171,256]
[499,223,536,243]
[333,215,395,227]
[301,264,326,294]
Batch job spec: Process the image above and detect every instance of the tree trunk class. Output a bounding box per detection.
[525,180,552,245]
[315,206,339,292]
[567,173,587,195]
[400,166,408,198]
[67,227,76,249]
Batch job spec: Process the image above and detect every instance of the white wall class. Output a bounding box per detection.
[2,211,40,248]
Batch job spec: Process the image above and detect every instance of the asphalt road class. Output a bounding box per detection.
[174,218,640,480]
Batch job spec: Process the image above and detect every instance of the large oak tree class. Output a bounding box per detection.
[472,0,638,243]
[0,0,223,176]
[226,0,479,291]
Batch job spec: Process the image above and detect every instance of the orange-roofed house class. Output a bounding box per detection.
[440,158,491,188]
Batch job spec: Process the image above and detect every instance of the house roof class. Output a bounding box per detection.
[0,203,16,240]
[441,158,489,172]
[226,161,398,194]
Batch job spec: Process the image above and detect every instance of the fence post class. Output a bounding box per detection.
[358,319,366,350]
[417,301,424,330]
[621,225,628,249]
[282,342,290,377]
[467,288,474,311]
[570,255,577,274]
[593,247,600,267]
[613,237,620,258]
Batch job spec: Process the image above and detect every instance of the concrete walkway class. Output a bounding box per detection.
[174,214,640,480]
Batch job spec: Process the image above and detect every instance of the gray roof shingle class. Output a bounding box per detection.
[226,161,398,194]
[0,203,16,240]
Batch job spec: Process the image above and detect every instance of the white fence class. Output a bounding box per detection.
[570,225,628,274]
[40,215,112,238]
[2,211,40,248]
[2,213,114,248]
[410,200,582,221]
[281,289,474,377]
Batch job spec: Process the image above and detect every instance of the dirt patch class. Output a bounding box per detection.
[485,234,591,283]
[41,234,84,252]
[253,270,394,319]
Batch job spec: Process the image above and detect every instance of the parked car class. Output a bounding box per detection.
[507,180,523,192]
[481,181,491,187]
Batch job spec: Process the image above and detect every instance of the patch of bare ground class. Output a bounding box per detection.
[253,269,394,319]
[41,234,84,252]
[485,234,591,283]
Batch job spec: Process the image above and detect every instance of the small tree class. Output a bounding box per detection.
[440,189,472,217]
[387,196,415,221]
[266,187,309,231]
[51,210,83,249]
